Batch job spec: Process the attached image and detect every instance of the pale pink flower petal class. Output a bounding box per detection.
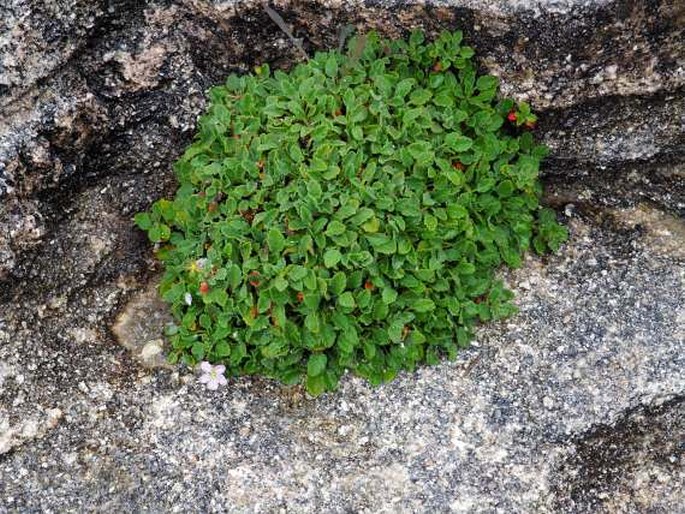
[197,361,227,390]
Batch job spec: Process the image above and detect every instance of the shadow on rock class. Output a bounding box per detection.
[552,396,685,513]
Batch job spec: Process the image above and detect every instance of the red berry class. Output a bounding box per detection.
[296,292,305,302]
[507,111,517,122]
[364,280,375,291]
[199,282,210,295]
[452,161,465,171]
[248,271,261,287]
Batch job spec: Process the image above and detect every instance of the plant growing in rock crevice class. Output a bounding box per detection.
[135,30,568,395]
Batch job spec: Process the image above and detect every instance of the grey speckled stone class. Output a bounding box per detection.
[0,0,684,512]
[0,193,683,512]
[1,0,683,279]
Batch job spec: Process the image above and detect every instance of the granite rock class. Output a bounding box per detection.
[0,0,683,511]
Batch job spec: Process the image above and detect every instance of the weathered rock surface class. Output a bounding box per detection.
[0,0,683,511]
[1,193,683,512]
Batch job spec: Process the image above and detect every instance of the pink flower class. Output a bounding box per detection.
[198,361,227,390]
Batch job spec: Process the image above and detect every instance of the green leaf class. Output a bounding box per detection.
[306,374,326,396]
[307,353,327,377]
[267,228,286,253]
[433,91,454,107]
[305,312,320,333]
[447,204,468,219]
[307,179,322,198]
[407,141,434,166]
[351,126,363,141]
[274,275,289,291]
[412,299,436,313]
[148,223,170,243]
[325,55,338,77]
[409,30,424,46]
[382,287,398,304]
[350,208,375,226]
[134,212,152,230]
[330,272,347,295]
[407,141,431,159]
[191,343,204,361]
[424,213,438,232]
[338,291,356,309]
[365,234,397,255]
[456,261,476,275]
[409,88,432,105]
[445,134,473,152]
[325,220,346,237]
[395,78,416,98]
[361,216,380,233]
[496,180,514,197]
[323,248,342,268]
[227,265,241,289]
[476,75,498,92]
[289,143,304,163]
[388,321,404,343]
[289,265,308,282]
[215,341,231,357]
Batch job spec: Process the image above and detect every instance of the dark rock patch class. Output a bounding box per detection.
[552,397,685,512]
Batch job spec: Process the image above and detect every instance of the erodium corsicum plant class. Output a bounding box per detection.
[135,31,568,395]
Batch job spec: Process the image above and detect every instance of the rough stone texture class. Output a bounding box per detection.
[1,195,683,512]
[0,0,683,511]
[111,283,175,369]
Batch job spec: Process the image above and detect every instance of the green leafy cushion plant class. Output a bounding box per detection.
[135,30,568,395]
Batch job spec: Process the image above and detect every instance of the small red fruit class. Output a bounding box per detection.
[364,280,374,291]
[432,61,443,72]
[296,292,305,303]
[199,281,210,295]
[248,271,261,287]
[452,161,465,171]
[507,111,518,122]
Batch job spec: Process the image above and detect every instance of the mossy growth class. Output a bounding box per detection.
[135,30,568,395]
